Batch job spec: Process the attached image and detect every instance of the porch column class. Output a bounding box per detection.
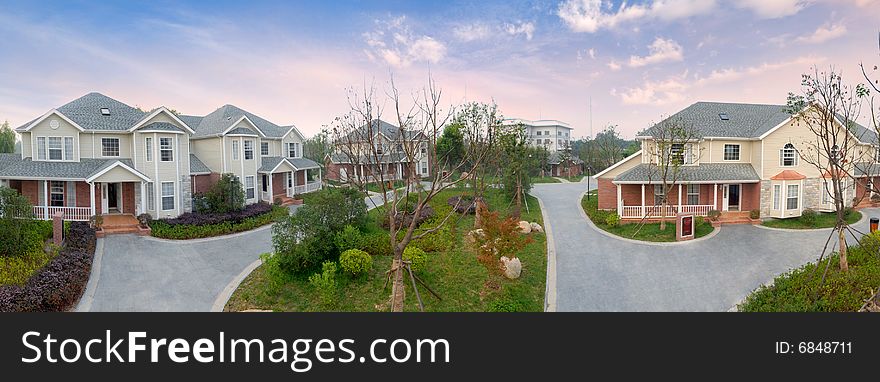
[43,180,49,218]
[268,174,273,202]
[139,181,146,215]
[616,183,622,214]
[641,184,646,218]
[678,184,682,212]
[318,168,323,190]
[713,184,718,210]
[89,182,96,217]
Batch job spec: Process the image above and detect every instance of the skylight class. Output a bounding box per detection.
[719,113,729,121]
[100,107,111,116]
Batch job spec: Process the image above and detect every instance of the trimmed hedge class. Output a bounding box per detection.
[0,222,97,312]
[150,204,288,240]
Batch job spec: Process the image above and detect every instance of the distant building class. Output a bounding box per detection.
[503,118,582,177]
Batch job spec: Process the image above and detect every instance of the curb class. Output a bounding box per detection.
[577,190,721,247]
[211,259,264,312]
[532,195,557,313]
[75,237,105,313]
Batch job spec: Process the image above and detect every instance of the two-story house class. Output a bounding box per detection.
[594,101,877,221]
[503,118,582,177]
[0,92,321,223]
[325,119,430,183]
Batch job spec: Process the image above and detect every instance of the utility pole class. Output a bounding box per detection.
[587,97,593,200]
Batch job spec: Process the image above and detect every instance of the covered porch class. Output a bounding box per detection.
[611,163,762,219]
[259,157,323,204]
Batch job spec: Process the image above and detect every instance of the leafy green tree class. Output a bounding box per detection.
[0,121,15,154]
[435,122,464,171]
[303,129,332,168]
[0,186,38,257]
[202,173,245,213]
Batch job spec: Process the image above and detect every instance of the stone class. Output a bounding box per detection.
[530,222,544,233]
[518,220,531,234]
[500,256,522,279]
[464,229,485,247]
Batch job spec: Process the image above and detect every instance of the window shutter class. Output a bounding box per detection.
[67,181,76,207]
[779,149,783,166]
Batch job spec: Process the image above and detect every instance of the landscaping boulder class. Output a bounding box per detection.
[530,222,544,233]
[500,256,522,279]
[464,228,484,248]
[517,220,531,234]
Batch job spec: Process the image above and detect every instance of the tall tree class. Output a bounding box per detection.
[642,117,702,231]
[0,121,15,154]
[303,128,332,169]
[435,122,464,172]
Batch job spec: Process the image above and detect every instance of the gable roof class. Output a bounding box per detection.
[0,157,147,181]
[17,92,147,132]
[138,122,185,133]
[259,156,321,173]
[189,154,211,175]
[340,119,425,142]
[641,102,792,139]
[184,104,293,139]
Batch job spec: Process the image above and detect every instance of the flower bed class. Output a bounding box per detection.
[0,222,97,312]
[149,203,289,240]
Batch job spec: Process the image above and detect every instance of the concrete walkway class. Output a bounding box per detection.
[531,182,877,311]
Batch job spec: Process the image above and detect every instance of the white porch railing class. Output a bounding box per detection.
[31,206,92,221]
[294,181,322,195]
[619,205,713,219]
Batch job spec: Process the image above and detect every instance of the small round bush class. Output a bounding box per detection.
[707,210,721,221]
[749,209,760,220]
[604,213,620,227]
[339,249,373,276]
[801,208,818,226]
[334,225,365,252]
[402,246,427,272]
[488,298,525,312]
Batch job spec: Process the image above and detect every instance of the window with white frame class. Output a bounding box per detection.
[773,184,781,210]
[244,140,254,160]
[160,137,173,162]
[145,137,153,162]
[686,184,700,205]
[232,140,240,160]
[50,181,64,207]
[287,172,293,188]
[36,137,46,160]
[875,148,880,163]
[161,182,175,211]
[653,185,665,205]
[146,182,155,211]
[286,142,299,158]
[245,176,255,199]
[822,181,831,204]
[830,145,840,163]
[421,161,428,174]
[536,131,542,136]
[48,137,63,160]
[723,144,740,161]
[101,137,120,157]
[786,184,799,210]
[261,142,269,156]
[261,174,268,192]
[780,143,797,166]
[64,137,74,160]
[420,145,426,155]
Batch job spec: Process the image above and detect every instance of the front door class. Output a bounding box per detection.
[107,183,119,213]
[728,184,740,211]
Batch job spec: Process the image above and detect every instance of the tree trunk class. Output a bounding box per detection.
[474,198,487,229]
[838,227,849,272]
[659,199,667,231]
[390,254,406,312]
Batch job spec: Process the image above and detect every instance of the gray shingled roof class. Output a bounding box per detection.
[190,154,211,175]
[340,119,425,142]
[0,153,19,174]
[0,157,146,180]
[329,152,409,164]
[140,122,184,132]
[614,163,760,183]
[641,102,790,139]
[853,162,880,177]
[227,126,259,136]
[547,152,583,165]
[184,104,293,139]
[259,156,321,172]
[16,92,148,132]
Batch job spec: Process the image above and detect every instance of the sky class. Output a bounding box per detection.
[0,0,878,139]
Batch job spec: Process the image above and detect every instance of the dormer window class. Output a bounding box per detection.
[100,108,111,116]
[780,143,798,167]
[719,113,729,121]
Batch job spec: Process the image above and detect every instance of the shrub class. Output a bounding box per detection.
[604,213,620,227]
[473,210,530,269]
[402,246,427,273]
[360,232,393,257]
[800,208,817,226]
[707,210,721,221]
[339,249,373,276]
[201,173,246,213]
[0,222,96,312]
[259,253,291,292]
[749,209,760,219]
[136,213,152,228]
[0,186,44,258]
[408,204,455,252]
[334,225,365,252]
[447,195,476,214]
[150,205,287,240]
[488,298,525,312]
[308,261,338,306]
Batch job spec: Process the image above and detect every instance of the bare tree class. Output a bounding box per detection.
[641,117,702,231]
[786,68,868,272]
[331,74,494,312]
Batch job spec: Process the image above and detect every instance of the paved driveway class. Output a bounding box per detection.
[531,182,876,312]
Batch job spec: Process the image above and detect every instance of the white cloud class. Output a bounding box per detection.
[628,37,684,67]
[612,76,688,105]
[453,23,491,42]
[589,48,596,59]
[733,0,812,19]
[363,16,447,68]
[557,0,717,33]
[607,61,622,71]
[504,21,536,40]
[796,21,847,44]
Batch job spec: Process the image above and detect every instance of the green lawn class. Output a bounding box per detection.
[225,189,547,312]
[739,232,880,311]
[761,210,861,229]
[581,192,714,242]
[531,176,560,184]
[365,180,405,193]
[562,175,585,182]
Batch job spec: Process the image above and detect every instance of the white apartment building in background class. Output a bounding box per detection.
[503,119,574,153]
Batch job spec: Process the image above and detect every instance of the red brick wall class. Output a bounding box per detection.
[75,181,91,208]
[20,180,38,205]
[741,183,761,211]
[95,185,103,215]
[192,173,220,194]
[272,173,285,195]
[122,182,135,214]
[597,178,617,210]
[621,184,642,206]
[296,170,306,185]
